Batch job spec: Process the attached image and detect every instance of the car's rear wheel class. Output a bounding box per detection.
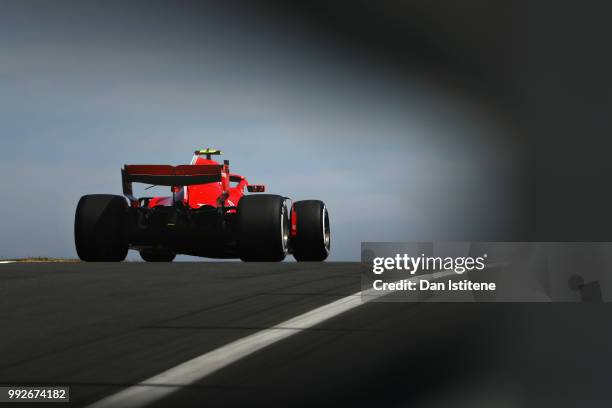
[237,194,289,261]
[291,200,330,262]
[140,248,176,262]
[74,194,128,261]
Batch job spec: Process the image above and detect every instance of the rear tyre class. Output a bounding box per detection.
[140,248,176,262]
[74,194,128,261]
[238,194,289,262]
[291,200,330,262]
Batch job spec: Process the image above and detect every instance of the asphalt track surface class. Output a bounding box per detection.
[2,262,612,407]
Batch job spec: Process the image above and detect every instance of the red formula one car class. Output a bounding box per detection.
[74,149,330,262]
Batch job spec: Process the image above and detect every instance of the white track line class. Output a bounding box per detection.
[0,261,15,264]
[87,269,456,408]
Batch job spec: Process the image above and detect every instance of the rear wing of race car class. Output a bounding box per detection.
[122,163,229,206]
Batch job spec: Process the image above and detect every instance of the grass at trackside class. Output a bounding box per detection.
[0,257,80,263]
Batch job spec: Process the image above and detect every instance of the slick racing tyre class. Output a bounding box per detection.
[140,248,176,262]
[74,194,129,261]
[291,200,330,262]
[238,194,289,262]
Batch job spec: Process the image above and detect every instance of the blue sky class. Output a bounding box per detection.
[0,2,520,260]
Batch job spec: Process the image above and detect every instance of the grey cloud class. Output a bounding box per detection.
[0,2,520,260]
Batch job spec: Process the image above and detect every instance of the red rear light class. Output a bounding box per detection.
[247,185,266,192]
